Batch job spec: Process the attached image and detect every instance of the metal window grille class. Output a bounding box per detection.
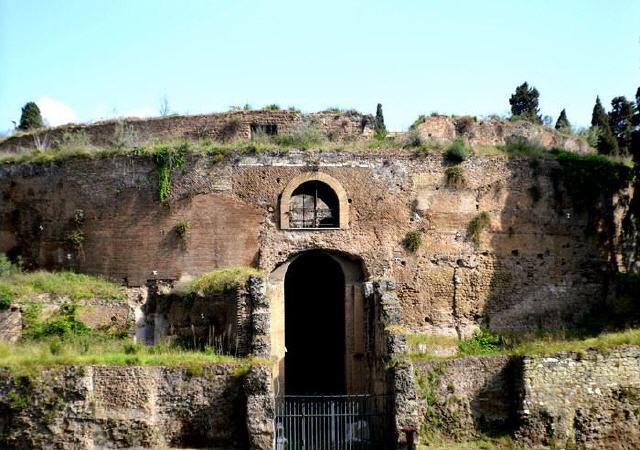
[289,182,338,228]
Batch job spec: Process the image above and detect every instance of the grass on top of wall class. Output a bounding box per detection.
[0,255,126,305]
[0,337,256,376]
[190,266,263,296]
[407,327,640,361]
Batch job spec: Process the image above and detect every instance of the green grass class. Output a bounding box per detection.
[0,338,255,374]
[0,270,126,303]
[407,328,640,361]
[190,267,263,296]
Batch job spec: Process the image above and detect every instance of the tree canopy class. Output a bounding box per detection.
[509,82,541,124]
[17,102,44,130]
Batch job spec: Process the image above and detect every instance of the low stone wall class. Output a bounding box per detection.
[0,363,273,449]
[518,346,640,449]
[413,346,640,449]
[415,115,592,154]
[414,355,520,440]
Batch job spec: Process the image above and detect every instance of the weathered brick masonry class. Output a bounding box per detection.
[0,149,626,336]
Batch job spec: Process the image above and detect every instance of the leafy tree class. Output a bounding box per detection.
[609,96,636,156]
[555,109,571,132]
[18,102,44,130]
[632,87,640,161]
[509,82,541,124]
[374,103,386,138]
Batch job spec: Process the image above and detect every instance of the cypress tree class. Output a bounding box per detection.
[509,82,542,124]
[555,109,571,132]
[374,103,386,139]
[591,96,608,128]
[18,102,44,130]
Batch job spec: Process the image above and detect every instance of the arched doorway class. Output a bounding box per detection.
[284,251,345,394]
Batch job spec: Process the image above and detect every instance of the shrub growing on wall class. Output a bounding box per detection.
[445,138,469,163]
[467,212,491,246]
[403,228,425,253]
[445,166,466,188]
[154,144,187,203]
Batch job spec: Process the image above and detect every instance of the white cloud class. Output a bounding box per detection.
[36,96,78,127]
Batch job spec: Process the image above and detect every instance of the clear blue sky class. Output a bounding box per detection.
[1,0,638,133]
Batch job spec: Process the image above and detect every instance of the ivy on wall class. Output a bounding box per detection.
[153,144,187,203]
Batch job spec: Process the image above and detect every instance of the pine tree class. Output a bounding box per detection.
[631,87,640,161]
[590,96,618,155]
[609,96,636,156]
[374,103,386,139]
[555,109,571,132]
[509,82,541,124]
[18,102,44,130]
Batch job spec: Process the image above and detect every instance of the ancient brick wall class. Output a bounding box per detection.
[415,115,592,154]
[0,110,374,153]
[0,150,626,336]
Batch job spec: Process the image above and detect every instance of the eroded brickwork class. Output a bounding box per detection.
[0,150,625,336]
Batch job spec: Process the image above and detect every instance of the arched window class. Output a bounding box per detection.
[289,181,339,228]
[280,173,349,230]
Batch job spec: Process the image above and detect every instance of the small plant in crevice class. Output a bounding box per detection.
[467,212,491,246]
[66,209,85,253]
[154,144,187,203]
[528,184,542,203]
[403,228,425,253]
[445,166,466,188]
[445,138,469,163]
[175,220,191,241]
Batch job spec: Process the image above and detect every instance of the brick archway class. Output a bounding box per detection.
[279,172,349,229]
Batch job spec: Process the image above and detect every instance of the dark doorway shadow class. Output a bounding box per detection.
[285,251,346,394]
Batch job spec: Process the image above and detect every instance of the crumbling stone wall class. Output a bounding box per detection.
[0,364,254,449]
[411,346,640,449]
[413,356,521,441]
[0,110,375,154]
[414,115,592,154]
[518,346,640,449]
[0,150,627,336]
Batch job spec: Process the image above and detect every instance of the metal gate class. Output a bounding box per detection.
[275,395,389,450]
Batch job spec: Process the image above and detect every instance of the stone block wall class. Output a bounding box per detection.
[518,346,640,449]
[0,364,252,449]
[412,346,640,449]
[413,356,520,440]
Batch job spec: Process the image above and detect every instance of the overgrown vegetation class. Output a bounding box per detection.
[18,102,44,130]
[445,138,469,163]
[467,212,491,246]
[174,220,191,240]
[0,338,253,373]
[458,329,502,355]
[551,149,633,211]
[0,254,125,303]
[190,267,263,296]
[402,228,425,253]
[445,166,466,188]
[153,143,187,202]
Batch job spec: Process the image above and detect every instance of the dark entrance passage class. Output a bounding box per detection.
[285,251,345,395]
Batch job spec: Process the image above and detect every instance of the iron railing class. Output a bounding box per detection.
[275,395,389,450]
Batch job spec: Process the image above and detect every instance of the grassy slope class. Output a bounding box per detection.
[0,271,126,303]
